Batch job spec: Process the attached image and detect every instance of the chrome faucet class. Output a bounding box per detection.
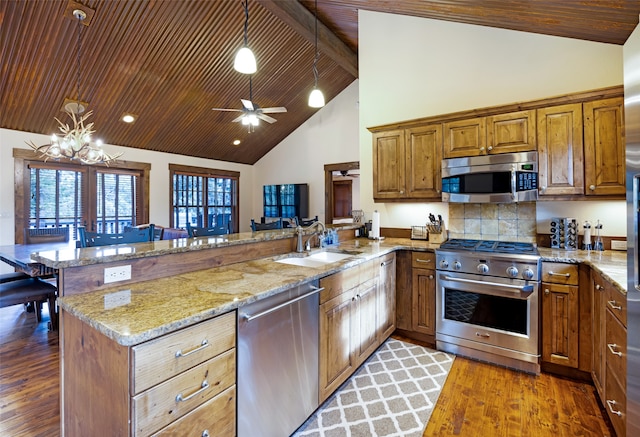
[295,221,326,252]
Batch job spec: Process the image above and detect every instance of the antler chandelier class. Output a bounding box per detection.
[28,8,121,165]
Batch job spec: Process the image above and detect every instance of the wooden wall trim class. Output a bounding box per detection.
[367,85,624,133]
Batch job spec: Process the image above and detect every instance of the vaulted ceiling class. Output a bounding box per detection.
[2,0,639,165]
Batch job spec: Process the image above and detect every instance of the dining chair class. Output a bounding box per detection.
[124,224,163,240]
[77,225,155,248]
[250,218,283,231]
[186,223,230,237]
[24,227,70,244]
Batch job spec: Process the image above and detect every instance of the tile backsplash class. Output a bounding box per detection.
[448,202,537,243]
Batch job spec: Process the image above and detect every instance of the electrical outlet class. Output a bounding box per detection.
[104,265,132,284]
[611,240,627,251]
[104,290,131,309]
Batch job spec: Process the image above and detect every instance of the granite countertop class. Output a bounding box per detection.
[58,237,439,346]
[538,247,627,294]
[58,237,627,348]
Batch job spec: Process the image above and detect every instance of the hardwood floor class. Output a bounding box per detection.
[0,306,615,437]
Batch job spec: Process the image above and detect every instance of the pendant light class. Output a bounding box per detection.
[308,0,325,108]
[234,0,257,74]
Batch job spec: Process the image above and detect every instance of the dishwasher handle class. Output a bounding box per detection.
[242,285,324,322]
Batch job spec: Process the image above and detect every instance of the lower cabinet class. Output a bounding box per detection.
[62,311,237,436]
[318,253,396,403]
[592,268,627,437]
[395,251,436,342]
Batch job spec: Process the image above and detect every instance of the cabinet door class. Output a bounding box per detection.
[584,97,625,196]
[354,279,379,365]
[537,104,584,196]
[592,270,607,399]
[411,268,435,335]
[443,117,486,158]
[406,124,442,199]
[378,253,396,341]
[486,110,536,154]
[395,251,413,331]
[319,290,356,402]
[372,130,406,199]
[542,282,579,368]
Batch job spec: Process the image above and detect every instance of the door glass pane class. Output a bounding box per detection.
[97,171,137,233]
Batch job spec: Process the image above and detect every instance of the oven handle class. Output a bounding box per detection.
[442,275,534,294]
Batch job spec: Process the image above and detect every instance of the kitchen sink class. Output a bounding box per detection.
[275,251,354,268]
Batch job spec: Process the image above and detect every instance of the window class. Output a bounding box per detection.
[169,164,239,232]
[262,183,308,219]
[14,148,150,244]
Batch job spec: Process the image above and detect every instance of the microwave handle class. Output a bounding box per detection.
[510,169,517,201]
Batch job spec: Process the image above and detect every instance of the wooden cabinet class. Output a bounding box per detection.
[411,252,436,335]
[63,312,236,436]
[541,262,579,368]
[443,110,536,158]
[537,103,585,197]
[318,254,396,403]
[372,125,442,201]
[583,97,625,196]
[591,269,627,437]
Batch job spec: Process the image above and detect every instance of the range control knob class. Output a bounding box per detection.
[439,259,449,269]
[477,263,489,274]
[522,268,535,280]
[453,261,462,270]
[506,266,519,278]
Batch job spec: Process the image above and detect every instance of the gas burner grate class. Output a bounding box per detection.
[440,238,538,255]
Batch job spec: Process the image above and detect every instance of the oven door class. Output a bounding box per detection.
[436,271,539,356]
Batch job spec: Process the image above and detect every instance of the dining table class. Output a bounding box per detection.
[0,240,76,277]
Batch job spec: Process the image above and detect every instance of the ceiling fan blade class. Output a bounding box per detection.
[241,99,254,110]
[260,107,287,114]
[231,114,245,123]
[257,113,277,123]
[212,108,242,112]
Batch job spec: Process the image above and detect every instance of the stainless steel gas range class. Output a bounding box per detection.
[435,239,541,374]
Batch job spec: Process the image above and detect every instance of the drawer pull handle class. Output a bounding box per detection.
[548,271,570,277]
[416,258,432,263]
[475,332,490,338]
[607,300,622,311]
[175,339,209,358]
[176,379,209,403]
[607,343,623,357]
[606,399,623,417]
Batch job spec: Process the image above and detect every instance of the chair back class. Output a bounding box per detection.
[161,228,189,240]
[186,223,230,237]
[124,224,163,240]
[77,225,154,248]
[251,218,283,231]
[24,227,70,244]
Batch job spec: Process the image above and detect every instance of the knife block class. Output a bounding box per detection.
[428,227,448,244]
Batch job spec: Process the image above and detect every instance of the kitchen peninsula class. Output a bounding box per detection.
[37,229,627,436]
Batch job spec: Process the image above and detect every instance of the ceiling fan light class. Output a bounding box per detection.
[234,46,257,74]
[308,88,325,108]
[241,115,250,125]
[249,114,259,126]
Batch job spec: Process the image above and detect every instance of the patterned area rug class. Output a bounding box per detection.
[293,338,455,437]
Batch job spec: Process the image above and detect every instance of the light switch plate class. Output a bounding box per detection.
[610,240,627,251]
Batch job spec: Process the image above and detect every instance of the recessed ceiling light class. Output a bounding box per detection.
[233,139,241,146]
[122,113,136,123]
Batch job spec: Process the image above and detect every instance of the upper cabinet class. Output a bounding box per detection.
[583,97,625,196]
[369,86,624,202]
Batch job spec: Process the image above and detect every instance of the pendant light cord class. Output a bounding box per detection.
[242,0,249,46]
[312,0,319,87]
[75,11,83,111]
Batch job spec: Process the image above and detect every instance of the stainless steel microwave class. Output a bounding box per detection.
[441,151,538,203]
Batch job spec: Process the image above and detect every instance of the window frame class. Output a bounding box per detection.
[13,148,151,244]
[169,164,239,233]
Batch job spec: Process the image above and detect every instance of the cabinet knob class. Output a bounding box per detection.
[429,275,434,279]
[544,288,550,295]
[540,186,546,193]
[595,284,603,291]
[589,185,596,191]
[479,147,485,152]
[487,146,493,151]
[400,190,404,194]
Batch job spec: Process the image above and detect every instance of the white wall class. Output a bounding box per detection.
[357,10,626,235]
[0,128,254,247]
[252,81,360,223]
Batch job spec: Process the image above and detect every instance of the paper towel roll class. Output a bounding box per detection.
[371,210,380,239]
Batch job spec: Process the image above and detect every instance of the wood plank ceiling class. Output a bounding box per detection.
[2,0,639,165]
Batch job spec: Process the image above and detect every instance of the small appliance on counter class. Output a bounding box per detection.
[582,221,592,250]
[550,217,578,250]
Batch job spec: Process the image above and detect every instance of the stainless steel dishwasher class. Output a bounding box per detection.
[237,280,321,437]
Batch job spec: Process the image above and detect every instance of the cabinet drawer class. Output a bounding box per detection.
[133,349,236,436]
[605,363,627,437]
[412,252,435,269]
[541,262,578,285]
[132,312,236,394]
[320,266,361,304]
[605,284,627,327]
[605,309,627,388]
[152,385,236,437]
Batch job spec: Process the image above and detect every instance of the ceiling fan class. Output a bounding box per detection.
[335,170,360,178]
[212,77,286,130]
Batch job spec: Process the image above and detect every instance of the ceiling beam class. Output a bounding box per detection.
[256,0,358,78]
